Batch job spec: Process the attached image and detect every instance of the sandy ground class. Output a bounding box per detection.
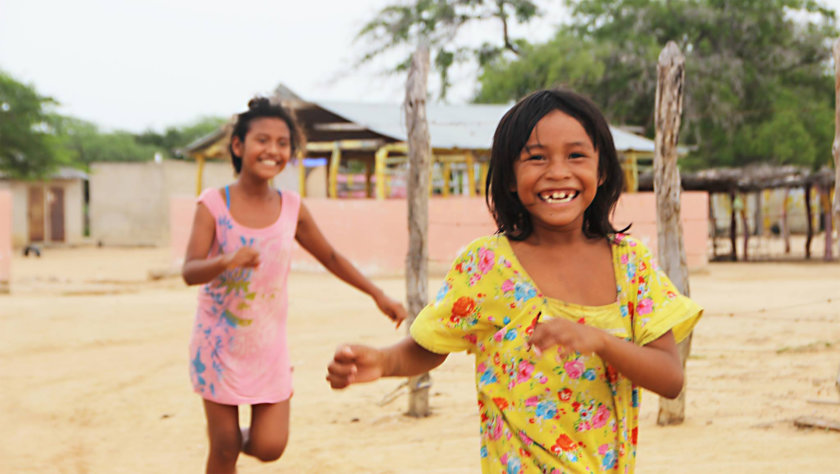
[2,245,840,473]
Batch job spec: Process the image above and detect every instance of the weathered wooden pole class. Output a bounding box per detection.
[404,44,432,417]
[782,188,791,254]
[740,194,750,262]
[830,38,840,260]
[805,184,813,259]
[653,41,692,425]
[729,190,738,261]
[708,193,718,259]
[831,36,840,410]
[822,185,833,261]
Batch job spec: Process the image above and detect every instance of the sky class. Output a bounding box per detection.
[0,0,564,133]
[2,1,840,134]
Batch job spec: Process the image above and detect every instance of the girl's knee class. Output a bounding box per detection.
[207,428,243,464]
[247,438,288,463]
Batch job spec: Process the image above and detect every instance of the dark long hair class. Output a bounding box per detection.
[486,88,627,240]
[228,97,303,174]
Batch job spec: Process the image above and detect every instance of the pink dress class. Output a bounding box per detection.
[188,187,300,405]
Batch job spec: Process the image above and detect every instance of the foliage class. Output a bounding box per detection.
[0,71,227,178]
[476,0,838,169]
[0,70,70,179]
[53,116,165,165]
[135,116,226,158]
[54,115,227,166]
[356,0,540,98]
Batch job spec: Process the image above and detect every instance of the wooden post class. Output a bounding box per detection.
[709,193,718,259]
[782,188,791,254]
[297,154,307,198]
[623,152,639,193]
[328,142,341,199]
[442,162,451,197]
[465,151,476,197]
[832,39,840,259]
[729,190,738,261]
[364,158,373,198]
[479,161,489,196]
[755,190,764,237]
[404,45,432,417]
[374,147,388,200]
[741,193,750,262]
[653,41,692,426]
[428,161,436,196]
[805,184,813,259]
[834,37,840,408]
[195,155,206,196]
[821,186,833,261]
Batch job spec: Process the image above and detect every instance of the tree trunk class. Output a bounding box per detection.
[832,39,840,260]
[834,38,840,395]
[404,45,432,417]
[653,42,692,426]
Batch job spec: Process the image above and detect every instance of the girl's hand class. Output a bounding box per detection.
[373,292,408,328]
[326,344,385,389]
[223,247,260,270]
[528,317,607,358]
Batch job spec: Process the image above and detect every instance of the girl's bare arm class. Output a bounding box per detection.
[326,337,447,389]
[181,203,259,285]
[295,202,407,325]
[530,320,684,398]
[595,330,683,398]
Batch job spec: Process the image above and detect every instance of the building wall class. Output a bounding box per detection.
[62,180,85,244]
[90,162,168,245]
[0,190,11,292]
[7,182,27,246]
[0,179,85,247]
[91,160,299,246]
[170,191,709,276]
[291,192,708,275]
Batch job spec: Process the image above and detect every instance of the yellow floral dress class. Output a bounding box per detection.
[410,234,702,473]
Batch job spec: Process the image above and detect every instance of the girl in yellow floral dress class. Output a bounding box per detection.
[326,88,702,473]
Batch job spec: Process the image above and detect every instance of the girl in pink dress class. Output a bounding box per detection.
[182,97,407,473]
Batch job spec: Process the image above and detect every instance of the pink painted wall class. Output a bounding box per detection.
[612,191,708,269]
[0,190,12,293]
[170,195,197,268]
[169,191,709,276]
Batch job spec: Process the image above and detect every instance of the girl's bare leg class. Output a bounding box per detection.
[203,399,242,474]
[242,399,291,462]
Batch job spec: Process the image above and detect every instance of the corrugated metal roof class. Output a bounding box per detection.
[317,101,656,153]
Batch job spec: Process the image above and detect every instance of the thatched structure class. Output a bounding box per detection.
[639,164,836,261]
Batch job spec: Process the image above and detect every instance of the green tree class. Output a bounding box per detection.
[54,116,164,165]
[0,70,71,179]
[356,0,541,98]
[135,116,226,158]
[476,0,838,169]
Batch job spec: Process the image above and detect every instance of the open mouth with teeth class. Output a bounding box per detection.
[259,159,279,167]
[539,190,579,203]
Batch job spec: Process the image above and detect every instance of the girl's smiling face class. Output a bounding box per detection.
[231,117,292,179]
[512,110,601,235]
